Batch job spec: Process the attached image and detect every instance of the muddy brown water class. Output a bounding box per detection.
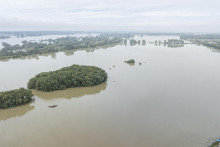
[1,36,220,147]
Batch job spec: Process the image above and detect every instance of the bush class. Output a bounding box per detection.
[125,59,135,64]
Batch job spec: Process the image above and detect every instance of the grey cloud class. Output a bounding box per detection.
[0,0,219,32]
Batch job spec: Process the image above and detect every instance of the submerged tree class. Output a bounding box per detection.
[0,35,122,59]
[130,39,137,46]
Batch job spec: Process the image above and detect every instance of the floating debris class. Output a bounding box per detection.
[48,105,58,108]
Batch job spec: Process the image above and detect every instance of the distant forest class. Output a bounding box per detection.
[180,34,220,49]
[0,35,124,59]
[1,32,220,60]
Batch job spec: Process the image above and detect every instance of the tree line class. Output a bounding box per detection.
[0,36,122,59]
[180,34,220,50]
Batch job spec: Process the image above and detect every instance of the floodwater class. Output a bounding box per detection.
[1,36,220,147]
[0,33,98,49]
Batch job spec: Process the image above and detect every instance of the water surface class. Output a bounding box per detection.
[1,36,220,147]
[0,33,98,49]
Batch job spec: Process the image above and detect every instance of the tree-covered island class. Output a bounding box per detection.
[28,64,108,92]
[125,59,135,64]
[0,88,34,109]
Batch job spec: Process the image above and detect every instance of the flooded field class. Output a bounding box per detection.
[0,33,98,49]
[1,36,220,147]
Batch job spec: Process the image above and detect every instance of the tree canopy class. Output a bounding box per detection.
[125,59,135,64]
[28,65,108,92]
[0,88,34,109]
[0,35,122,59]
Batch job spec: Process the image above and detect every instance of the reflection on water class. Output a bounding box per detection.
[1,36,220,147]
[167,43,184,48]
[0,104,34,121]
[0,34,98,49]
[126,63,135,66]
[75,43,119,53]
[0,43,119,62]
[32,82,107,100]
[126,41,185,48]
[123,37,185,48]
[0,52,54,62]
[64,50,75,56]
[212,49,220,53]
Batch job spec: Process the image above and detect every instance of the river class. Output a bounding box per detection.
[0,35,220,147]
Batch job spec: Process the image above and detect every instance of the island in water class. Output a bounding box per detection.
[125,59,135,64]
[28,64,108,92]
[0,88,34,109]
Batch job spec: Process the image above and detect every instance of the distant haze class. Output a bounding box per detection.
[0,0,220,33]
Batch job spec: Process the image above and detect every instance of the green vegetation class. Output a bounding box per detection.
[167,39,184,44]
[0,42,58,59]
[167,39,184,48]
[142,40,146,46]
[124,39,127,45]
[0,36,122,59]
[130,39,137,46]
[150,39,185,48]
[0,88,34,109]
[28,65,108,92]
[125,59,135,64]
[201,42,220,49]
[210,141,220,147]
[180,34,220,49]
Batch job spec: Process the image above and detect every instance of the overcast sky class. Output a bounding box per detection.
[0,0,220,32]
